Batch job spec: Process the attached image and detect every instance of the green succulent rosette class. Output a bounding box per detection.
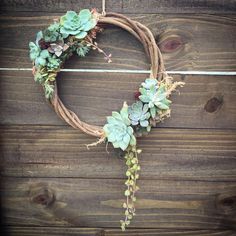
[60,10,97,39]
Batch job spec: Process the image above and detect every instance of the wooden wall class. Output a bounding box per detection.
[1,1,236,235]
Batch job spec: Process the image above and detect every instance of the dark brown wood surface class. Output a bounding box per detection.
[1,14,236,71]
[1,1,236,235]
[1,72,236,128]
[2,177,236,228]
[5,227,236,236]
[1,0,236,13]
[1,125,236,181]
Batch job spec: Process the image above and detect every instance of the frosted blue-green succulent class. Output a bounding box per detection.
[60,10,96,39]
[103,103,136,151]
[29,31,44,62]
[141,78,158,89]
[139,83,171,118]
[43,23,61,42]
[29,40,51,67]
[128,101,150,128]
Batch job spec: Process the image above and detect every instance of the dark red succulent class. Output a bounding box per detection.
[134,91,141,100]
[38,39,50,49]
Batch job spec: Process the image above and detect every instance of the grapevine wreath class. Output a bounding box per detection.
[29,9,184,230]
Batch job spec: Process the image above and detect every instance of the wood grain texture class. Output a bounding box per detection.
[2,177,236,229]
[4,227,104,236]
[1,0,236,13]
[1,1,236,234]
[1,125,236,181]
[1,14,236,71]
[4,227,236,236]
[1,71,236,128]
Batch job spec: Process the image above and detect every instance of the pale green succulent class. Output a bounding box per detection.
[139,84,171,118]
[44,83,54,99]
[103,103,136,151]
[47,55,61,69]
[60,10,96,39]
[128,101,150,128]
[34,70,46,84]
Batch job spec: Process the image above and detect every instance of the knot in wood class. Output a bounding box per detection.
[216,191,236,215]
[159,36,183,53]
[29,184,55,207]
[204,95,223,113]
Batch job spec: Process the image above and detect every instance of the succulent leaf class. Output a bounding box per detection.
[29,42,41,60]
[36,31,43,45]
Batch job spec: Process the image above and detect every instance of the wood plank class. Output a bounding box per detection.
[1,0,236,13]
[4,226,104,236]
[1,177,236,229]
[106,229,236,236]
[4,227,236,236]
[0,14,236,71]
[1,125,236,181]
[1,71,236,128]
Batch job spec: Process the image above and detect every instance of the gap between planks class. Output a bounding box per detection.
[0,68,236,76]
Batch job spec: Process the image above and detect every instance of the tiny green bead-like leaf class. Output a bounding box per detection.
[124,190,131,196]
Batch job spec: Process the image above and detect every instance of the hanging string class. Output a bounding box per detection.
[102,0,106,16]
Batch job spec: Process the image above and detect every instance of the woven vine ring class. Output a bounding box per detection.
[52,12,165,138]
[29,9,184,231]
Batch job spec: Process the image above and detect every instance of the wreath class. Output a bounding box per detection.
[29,9,184,231]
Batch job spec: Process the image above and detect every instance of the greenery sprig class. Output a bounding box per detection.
[120,145,141,231]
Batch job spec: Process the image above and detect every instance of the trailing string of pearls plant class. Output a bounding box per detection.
[29,8,184,231]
